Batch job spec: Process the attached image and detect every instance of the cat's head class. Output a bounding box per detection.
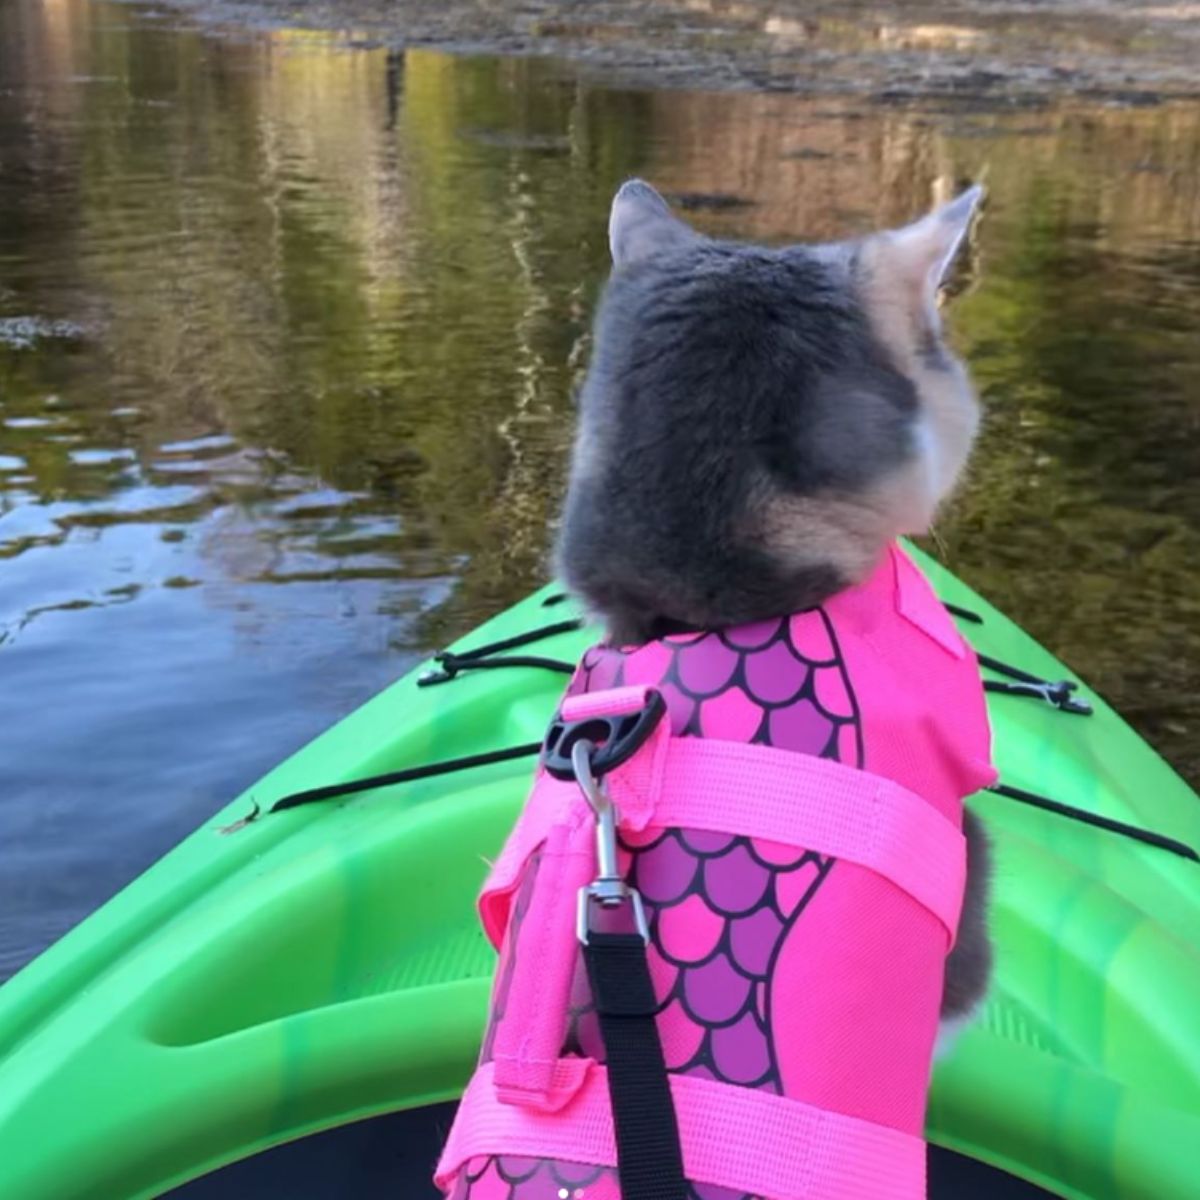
[557,179,983,643]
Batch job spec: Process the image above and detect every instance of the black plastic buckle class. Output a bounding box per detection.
[542,689,667,781]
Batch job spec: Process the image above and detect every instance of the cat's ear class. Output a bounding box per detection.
[867,186,983,318]
[609,179,696,267]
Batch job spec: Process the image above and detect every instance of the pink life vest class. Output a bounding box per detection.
[437,543,995,1200]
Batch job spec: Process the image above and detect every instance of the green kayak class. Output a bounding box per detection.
[0,546,1197,1200]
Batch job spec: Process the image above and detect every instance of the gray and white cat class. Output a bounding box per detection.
[556,178,991,1035]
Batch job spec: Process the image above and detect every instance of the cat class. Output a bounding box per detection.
[556,177,992,1042]
[438,181,994,1200]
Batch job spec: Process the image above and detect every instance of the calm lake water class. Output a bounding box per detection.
[1,0,1198,981]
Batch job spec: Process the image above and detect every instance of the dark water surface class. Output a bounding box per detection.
[1,0,1198,981]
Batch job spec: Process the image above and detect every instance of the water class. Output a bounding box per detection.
[1,0,1198,982]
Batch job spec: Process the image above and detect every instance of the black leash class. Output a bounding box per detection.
[582,931,687,1200]
[570,726,687,1200]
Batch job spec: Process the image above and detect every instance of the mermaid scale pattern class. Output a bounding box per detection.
[448,1156,760,1200]
[572,612,863,764]
[448,1154,618,1200]
[456,612,861,1200]
[566,833,834,1093]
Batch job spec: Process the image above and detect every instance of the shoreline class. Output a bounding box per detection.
[143,0,1200,106]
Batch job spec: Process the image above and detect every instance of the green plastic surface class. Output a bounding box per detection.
[0,547,1197,1199]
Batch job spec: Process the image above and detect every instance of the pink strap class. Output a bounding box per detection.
[437,1060,926,1200]
[563,684,674,831]
[645,738,965,942]
[487,819,595,1109]
[480,688,672,1110]
[560,684,657,721]
[484,736,965,945]
[478,782,587,948]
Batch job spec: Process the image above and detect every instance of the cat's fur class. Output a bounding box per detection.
[557,179,991,1029]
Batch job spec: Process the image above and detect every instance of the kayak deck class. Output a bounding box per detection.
[0,546,1197,1199]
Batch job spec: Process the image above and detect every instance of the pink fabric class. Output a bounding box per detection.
[771,861,945,1134]
[438,1060,926,1200]
[445,542,994,1198]
[487,820,595,1109]
[481,739,965,943]
[825,547,996,821]
[560,684,657,722]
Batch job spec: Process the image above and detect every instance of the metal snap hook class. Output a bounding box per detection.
[570,737,649,945]
[571,737,609,818]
